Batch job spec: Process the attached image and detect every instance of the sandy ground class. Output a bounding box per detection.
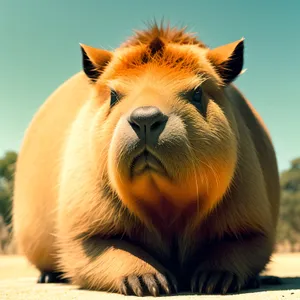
[0,253,300,299]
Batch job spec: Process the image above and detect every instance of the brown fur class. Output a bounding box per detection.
[13,22,280,296]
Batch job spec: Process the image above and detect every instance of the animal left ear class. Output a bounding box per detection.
[80,44,112,83]
[206,38,244,85]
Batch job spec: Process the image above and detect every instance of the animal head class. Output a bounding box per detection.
[79,23,243,228]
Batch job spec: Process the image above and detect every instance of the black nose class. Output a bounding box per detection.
[128,106,168,143]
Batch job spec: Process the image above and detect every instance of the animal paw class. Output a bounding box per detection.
[191,270,244,294]
[37,271,68,284]
[119,271,178,296]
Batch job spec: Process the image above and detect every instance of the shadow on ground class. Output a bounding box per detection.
[171,277,300,296]
[1,255,300,299]
[241,276,300,293]
[44,275,300,297]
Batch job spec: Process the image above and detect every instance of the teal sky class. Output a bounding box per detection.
[0,0,299,172]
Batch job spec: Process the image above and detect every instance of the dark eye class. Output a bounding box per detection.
[192,86,203,103]
[191,86,205,113]
[110,89,121,107]
[179,85,205,115]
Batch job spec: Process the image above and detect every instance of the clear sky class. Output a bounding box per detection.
[0,0,299,172]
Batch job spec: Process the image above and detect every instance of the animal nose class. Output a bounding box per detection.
[128,106,168,143]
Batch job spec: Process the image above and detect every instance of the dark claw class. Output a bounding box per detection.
[119,272,177,296]
[197,272,207,293]
[231,274,242,293]
[190,270,199,292]
[191,270,244,295]
[150,286,159,297]
[127,275,143,296]
[120,278,129,295]
[205,272,222,294]
[221,273,234,294]
[164,271,178,293]
[155,273,171,294]
[143,274,159,296]
[37,271,68,284]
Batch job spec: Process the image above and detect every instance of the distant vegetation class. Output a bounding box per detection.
[0,151,300,254]
[0,151,17,253]
[276,157,300,252]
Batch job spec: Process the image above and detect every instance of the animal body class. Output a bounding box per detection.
[13,23,280,296]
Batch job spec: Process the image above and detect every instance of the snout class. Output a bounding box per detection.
[128,106,168,145]
[109,105,190,181]
[125,106,168,177]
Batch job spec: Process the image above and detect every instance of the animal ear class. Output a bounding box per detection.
[80,44,112,82]
[206,38,244,85]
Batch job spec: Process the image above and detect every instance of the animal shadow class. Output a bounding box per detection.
[175,275,300,297]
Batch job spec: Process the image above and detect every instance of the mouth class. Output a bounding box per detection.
[130,149,167,178]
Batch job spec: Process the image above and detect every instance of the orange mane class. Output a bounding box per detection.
[120,22,208,48]
[101,22,218,85]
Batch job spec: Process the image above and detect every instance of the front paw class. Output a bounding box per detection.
[119,271,178,296]
[191,270,245,295]
[37,271,68,284]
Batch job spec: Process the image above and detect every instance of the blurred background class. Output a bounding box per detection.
[0,0,299,254]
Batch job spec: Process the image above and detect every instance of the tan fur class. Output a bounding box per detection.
[13,23,280,295]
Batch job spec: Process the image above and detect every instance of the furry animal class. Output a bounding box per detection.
[13,22,280,296]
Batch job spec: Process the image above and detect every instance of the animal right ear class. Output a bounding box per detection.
[80,44,112,83]
[206,38,244,85]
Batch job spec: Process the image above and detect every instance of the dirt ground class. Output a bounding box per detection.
[0,253,300,299]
